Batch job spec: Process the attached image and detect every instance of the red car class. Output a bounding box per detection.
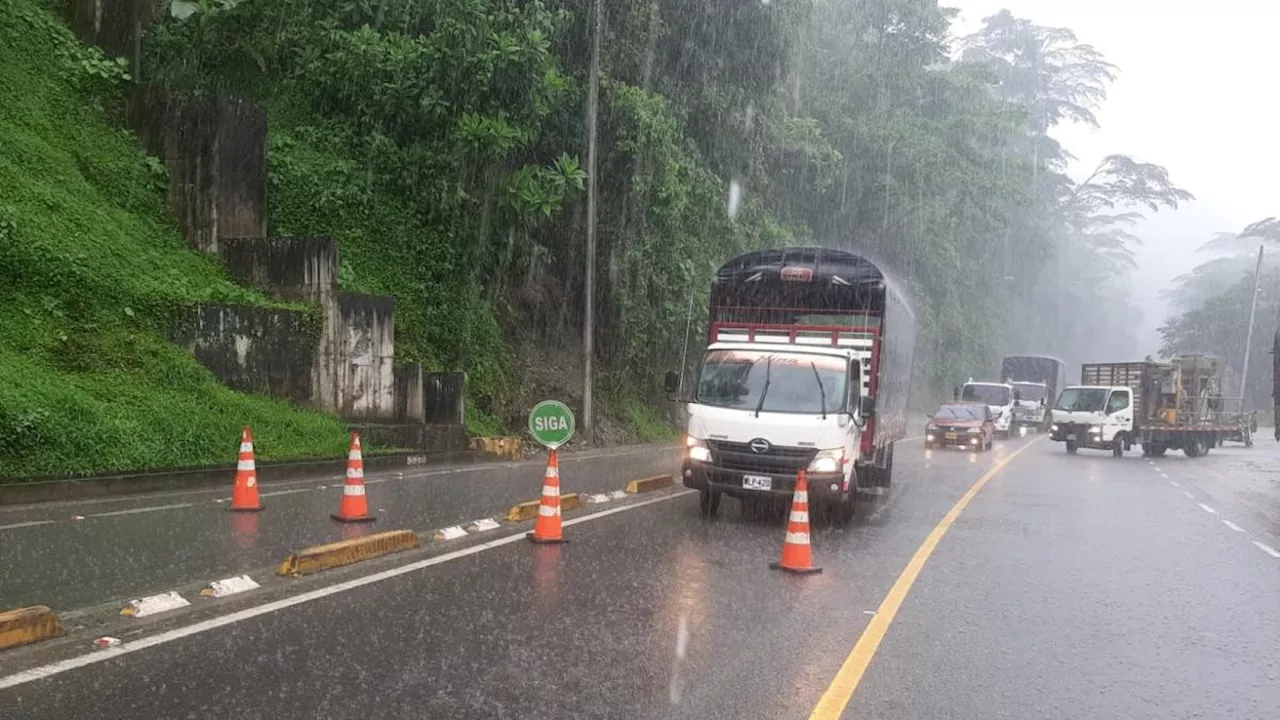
[925,402,995,451]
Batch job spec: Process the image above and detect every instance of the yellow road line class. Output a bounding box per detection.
[807,438,1043,720]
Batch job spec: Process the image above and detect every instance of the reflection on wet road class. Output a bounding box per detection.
[2,436,1279,719]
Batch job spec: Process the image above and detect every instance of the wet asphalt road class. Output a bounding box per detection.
[4,434,1279,719]
[0,445,683,610]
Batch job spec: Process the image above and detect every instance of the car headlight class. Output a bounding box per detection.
[686,436,711,463]
[1050,424,1059,432]
[807,448,844,474]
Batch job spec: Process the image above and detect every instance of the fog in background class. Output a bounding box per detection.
[951,0,1276,357]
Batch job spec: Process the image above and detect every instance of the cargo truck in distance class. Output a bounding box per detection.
[665,247,915,524]
[1000,355,1067,434]
[1049,355,1236,457]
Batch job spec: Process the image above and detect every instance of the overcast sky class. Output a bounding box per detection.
[947,1,1276,355]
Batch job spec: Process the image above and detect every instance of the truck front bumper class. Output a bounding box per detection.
[1050,422,1109,448]
[681,461,846,503]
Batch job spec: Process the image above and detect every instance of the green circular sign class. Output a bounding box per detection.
[528,400,576,449]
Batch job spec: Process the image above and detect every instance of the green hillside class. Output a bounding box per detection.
[0,1,350,478]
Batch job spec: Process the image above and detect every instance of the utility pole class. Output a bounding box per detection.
[582,0,601,444]
[1239,244,1264,405]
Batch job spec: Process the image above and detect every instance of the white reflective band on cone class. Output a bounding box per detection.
[237,460,255,471]
[789,511,809,524]
[540,485,560,497]
[343,485,366,496]
[346,468,363,480]
[784,532,810,545]
[348,451,362,461]
[239,443,253,453]
[538,504,558,517]
[545,467,559,478]
[793,491,808,503]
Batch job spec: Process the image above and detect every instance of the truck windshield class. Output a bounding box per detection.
[697,350,850,414]
[1055,388,1108,412]
[961,384,1011,406]
[1012,383,1046,402]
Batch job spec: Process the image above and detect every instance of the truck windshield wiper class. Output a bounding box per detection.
[810,361,827,419]
[754,355,774,418]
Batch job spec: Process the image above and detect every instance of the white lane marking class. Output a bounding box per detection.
[1182,490,1195,500]
[89,503,194,518]
[1159,472,1169,479]
[0,520,56,531]
[1197,503,1217,515]
[1222,520,1245,533]
[258,487,319,498]
[0,490,694,691]
[1252,541,1280,558]
[1169,480,1180,488]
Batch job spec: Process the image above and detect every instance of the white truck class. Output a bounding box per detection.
[1049,358,1233,457]
[958,380,1015,438]
[666,248,915,525]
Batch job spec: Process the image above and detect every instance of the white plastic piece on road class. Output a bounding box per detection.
[468,518,501,532]
[1252,540,1280,558]
[92,637,121,650]
[201,575,261,599]
[70,515,85,521]
[608,490,627,500]
[121,591,191,618]
[433,525,468,541]
[585,493,612,504]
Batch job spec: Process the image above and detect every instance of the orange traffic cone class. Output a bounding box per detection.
[228,427,263,512]
[331,433,376,523]
[527,450,567,544]
[770,470,822,574]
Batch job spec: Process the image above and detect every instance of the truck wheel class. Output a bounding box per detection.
[1065,438,1077,454]
[698,489,721,518]
[1112,435,1125,458]
[1184,438,1201,458]
[833,492,856,527]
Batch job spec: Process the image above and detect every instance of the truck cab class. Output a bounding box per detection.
[1009,380,1049,434]
[1049,384,1134,455]
[959,380,1016,438]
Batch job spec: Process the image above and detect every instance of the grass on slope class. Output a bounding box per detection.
[0,0,352,478]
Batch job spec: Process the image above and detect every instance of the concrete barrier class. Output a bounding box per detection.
[505,494,582,522]
[277,530,420,577]
[0,606,64,651]
[626,475,675,494]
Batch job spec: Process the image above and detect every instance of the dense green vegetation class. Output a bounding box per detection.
[0,0,351,477]
[144,1,1190,411]
[2,0,1199,475]
[1160,218,1280,413]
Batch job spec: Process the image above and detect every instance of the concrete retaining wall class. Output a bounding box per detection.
[169,303,317,404]
[219,236,338,304]
[315,293,397,421]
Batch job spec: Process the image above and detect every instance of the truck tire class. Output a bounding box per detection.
[698,489,721,518]
[1065,438,1077,454]
[1112,435,1125,457]
[1184,437,1202,458]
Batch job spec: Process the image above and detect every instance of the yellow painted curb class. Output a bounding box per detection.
[469,436,523,460]
[0,606,64,651]
[277,530,420,577]
[626,475,675,494]
[504,493,581,522]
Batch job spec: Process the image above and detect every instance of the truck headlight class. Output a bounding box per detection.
[1050,424,1059,432]
[686,436,711,463]
[808,448,844,474]
[1089,426,1102,435]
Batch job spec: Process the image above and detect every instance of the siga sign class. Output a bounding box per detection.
[528,400,576,449]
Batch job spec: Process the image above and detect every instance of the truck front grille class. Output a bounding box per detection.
[705,440,817,474]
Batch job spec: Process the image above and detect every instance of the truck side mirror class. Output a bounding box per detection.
[1040,398,1045,406]
[1014,390,1022,401]
[952,386,960,401]
[663,370,680,395]
[859,395,876,417]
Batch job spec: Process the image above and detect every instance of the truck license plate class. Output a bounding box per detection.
[742,474,772,491]
[945,432,958,440]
